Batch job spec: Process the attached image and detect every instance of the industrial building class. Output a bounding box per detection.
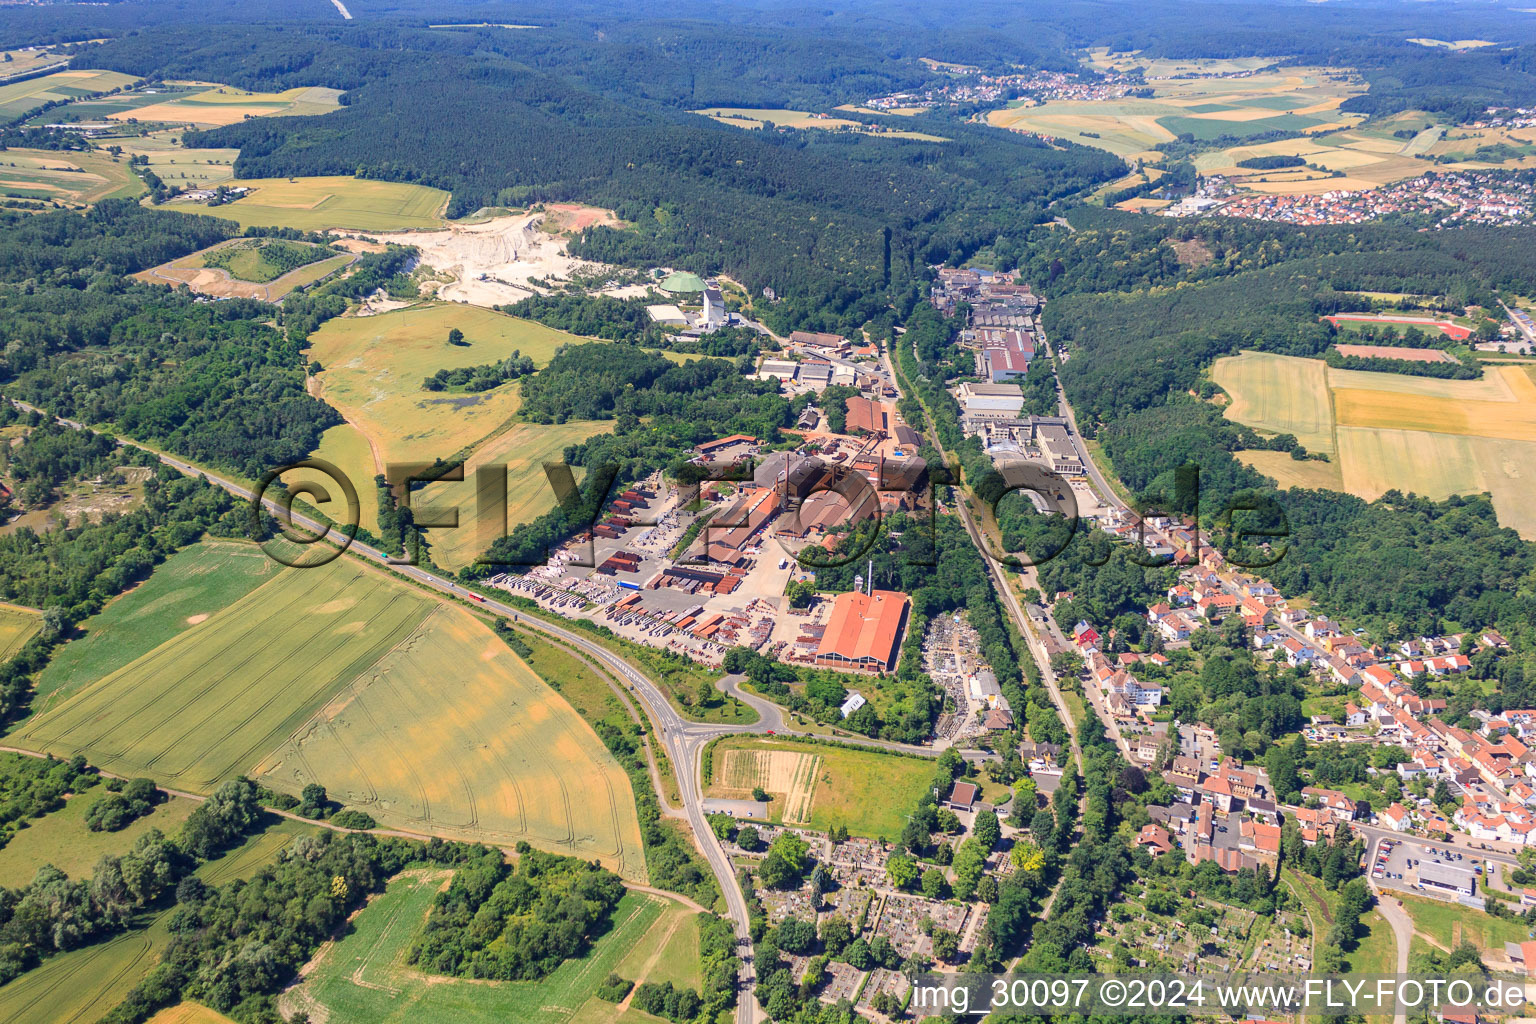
[845,396,899,435]
[760,359,799,381]
[1417,862,1477,899]
[789,330,848,356]
[702,286,726,328]
[958,381,1025,420]
[814,589,911,674]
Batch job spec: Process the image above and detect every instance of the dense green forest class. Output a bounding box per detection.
[408,843,626,980]
[71,23,1122,333]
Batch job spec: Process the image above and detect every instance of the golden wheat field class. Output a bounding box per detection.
[1215,352,1536,538]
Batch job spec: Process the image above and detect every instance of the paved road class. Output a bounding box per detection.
[3,400,762,1024]
[191,456,766,1024]
[1358,824,1519,868]
[1372,887,1414,1024]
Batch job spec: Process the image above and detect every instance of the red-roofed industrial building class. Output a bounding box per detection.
[814,590,911,674]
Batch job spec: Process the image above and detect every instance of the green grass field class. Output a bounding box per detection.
[0,147,143,206]
[35,540,278,713]
[11,557,437,791]
[194,237,336,282]
[0,792,199,888]
[0,602,42,662]
[165,175,448,231]
[704,735,934,839]
[0,69,138,121]
[1398,893,1533,950]
[290,872,700,1024]
[0,906,174,1024]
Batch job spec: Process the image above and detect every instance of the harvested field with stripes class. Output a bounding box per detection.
[704,736,934,838]
[715,746,822,824]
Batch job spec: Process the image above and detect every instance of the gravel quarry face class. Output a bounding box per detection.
[362,205,625,308]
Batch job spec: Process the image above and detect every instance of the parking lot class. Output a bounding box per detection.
[1369,835,1482,900]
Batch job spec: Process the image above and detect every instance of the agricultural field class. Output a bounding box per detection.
[285,872,698,1024]
[0,68,138,122]
[0,147,142,205]
[146,1006,238,1024]
[1211,351,1336,455]
[11,557,436,792]
[306,303,577,462]
[989,64,1363,161]
[108,83,344,127]
[1407,38,1495,49]
[24,83,205,125]
[13,552,641,873]
[1421,122,1536,167]
[35,540,279,713]
[714,744,822,824]
[1234,450,1345,492]
[297,422,385,539]
[418,421,613,570]
[0,906,174,1024]
[0,48,68,77]
[1084,50,1280,77]
[0,602,42,662]
[164,175,449,231]
[137,237,352,300]
[1215,351,1536,538]
[704,736,934,839]
[693,107,948,141]
[0,792,199,888]
[1189,106,1536,194]
[108,131,238,189]
[252,603,645,878]
[302,303,614,567]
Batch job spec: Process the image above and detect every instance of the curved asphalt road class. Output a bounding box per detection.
[0,396,763,1024]
[13,396,1009,1023]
